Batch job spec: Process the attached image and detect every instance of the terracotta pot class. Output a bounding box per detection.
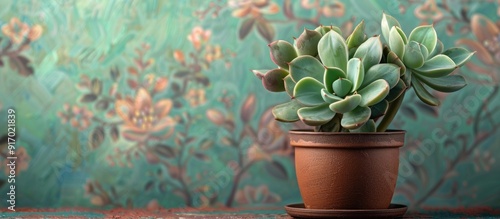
[290,130,405,210]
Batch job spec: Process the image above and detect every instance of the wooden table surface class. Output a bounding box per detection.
[2,206,500,218]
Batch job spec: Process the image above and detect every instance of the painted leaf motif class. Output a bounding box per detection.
[256,20,275,43]
[318,30,348,71]
[9,55,34,77]
[239,18,255,40]
[294,77,325,106]
[297,104,336,126]
[289,55,324,82]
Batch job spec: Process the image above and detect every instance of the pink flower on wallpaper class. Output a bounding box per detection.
[2,17,29,44]
[57,104,94,131]
[188,26,211,50]
[229,0,279,18]
[115,88,176,142]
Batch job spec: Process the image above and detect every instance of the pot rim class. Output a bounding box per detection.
[289,129,406,135]
[289,129,406,148]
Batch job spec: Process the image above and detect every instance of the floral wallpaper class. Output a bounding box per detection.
[0,0,499,211]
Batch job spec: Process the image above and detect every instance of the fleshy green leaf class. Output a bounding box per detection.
[332,78,353,98]
[298,104,336,126]
[395,26,407,44]
[315,26,342,36]
[294,77,325,106]
[403,69,412,87]
[381,13,401,43]
[269,40,297,69]
[323,67,346,93]
[442,47,475,67]
[419,43,429,60]
[350,119,376,132]
[252,69,271,80]
[318,30,348,71]
[284,75,296,97]
[329,94,361,114]
[295,29,322,56]
[370,100,389,119]
[272,99,302,122]
[262,68,288,92]
[414,74,467,93]
[428,40,443,58]
[353,36,383,72]
[413,54,457,78]
[385,79,407,103]
[289,55,324,82]
[321,88,343,103]
[362,64,400,89]
[347,20,366,49]
[403,41,425,69]
[341,106,371,129]
[389,26,405,59]
[408,25,437,54]
[357,79,390,107]
[346,58,364,92]
[411,75,440,106]
[386,51,406,75]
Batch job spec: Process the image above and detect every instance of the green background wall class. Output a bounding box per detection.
[0,0,499,210]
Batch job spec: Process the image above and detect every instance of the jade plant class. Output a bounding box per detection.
[252,13,474,132]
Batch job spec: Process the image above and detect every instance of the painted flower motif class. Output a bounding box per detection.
[301,0,344,18]
[235,185,281,205]
[115,88,176,142]
[185,88,206,107]
[173,50,185,64]
[188,27,211,50]
[457,14,500,81]
[3,147,30,175]
[414,0,443,22]
[57,104,94,130]
[205,45,222,63]
[2,18,29,44]
[229,0,279,18]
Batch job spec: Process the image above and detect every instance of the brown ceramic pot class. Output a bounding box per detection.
[290,130,405,210]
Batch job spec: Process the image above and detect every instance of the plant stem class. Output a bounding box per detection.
[225,160,257,207]
[377,92,406,132]
[413,86,499,207]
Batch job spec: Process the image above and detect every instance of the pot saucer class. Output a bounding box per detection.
[285,203,407,218]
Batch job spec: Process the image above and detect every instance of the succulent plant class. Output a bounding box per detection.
[253,13,473,132]
[381,13,475,106]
